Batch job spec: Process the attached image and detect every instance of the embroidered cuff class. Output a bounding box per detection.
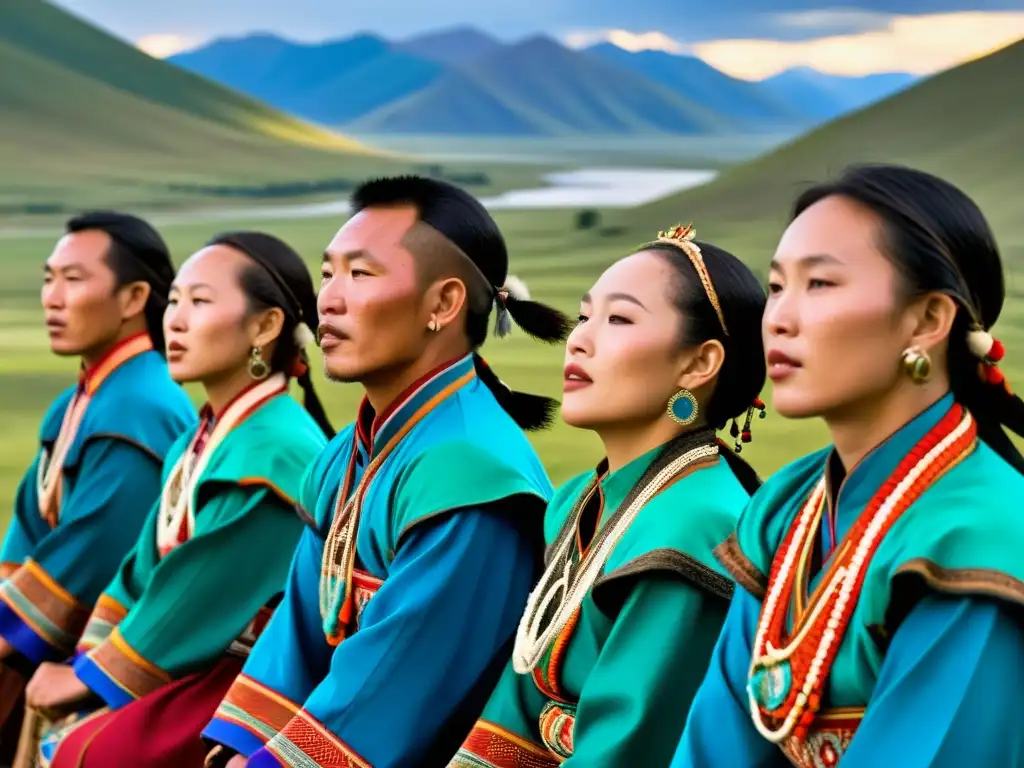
[75,594,127,653]
[453,721,560,768]
[207,674,300,752]
[267,709,371,767]
[0,559,90,663]
[73,627,171,709]
[202,718,268,760]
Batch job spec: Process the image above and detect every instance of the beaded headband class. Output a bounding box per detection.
[649,224,729,336]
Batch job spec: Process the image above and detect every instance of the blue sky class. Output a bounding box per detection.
[52,0,1024,77]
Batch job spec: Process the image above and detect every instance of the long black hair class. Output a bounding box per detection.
[207,231,335,439]
[67,211,175,354]
[351,176,572,431]
[641,237,768,494]
[793,163,1024,474]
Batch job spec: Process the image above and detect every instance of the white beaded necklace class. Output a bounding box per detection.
[513,442,719,674]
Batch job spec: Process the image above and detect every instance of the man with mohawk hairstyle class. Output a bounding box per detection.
[203,176,571,768]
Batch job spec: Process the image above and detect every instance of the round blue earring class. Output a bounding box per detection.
[667,389,698,426]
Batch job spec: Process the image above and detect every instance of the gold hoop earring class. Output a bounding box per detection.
[667,389,699,426]
[248,346,269,380]
[902,346,931,384]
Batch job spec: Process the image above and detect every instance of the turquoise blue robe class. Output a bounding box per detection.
[0,343,195,667]
[672,394,1024,767]
[203,354,553,767]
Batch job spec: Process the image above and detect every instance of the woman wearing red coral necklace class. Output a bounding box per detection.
[673,164,1024,768]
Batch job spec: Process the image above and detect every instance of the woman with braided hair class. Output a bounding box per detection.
[674,164,1024,767]
[25,231,331,767]
[450,224,769,767]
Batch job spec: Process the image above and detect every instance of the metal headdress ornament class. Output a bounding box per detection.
[650,222,769,452]
[652,223,728,336]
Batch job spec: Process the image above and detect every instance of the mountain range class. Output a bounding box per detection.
[0,0,397,214]
[169,28,918,137]
[636,36,1023,270]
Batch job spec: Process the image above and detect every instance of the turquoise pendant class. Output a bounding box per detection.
[749,660,792,711]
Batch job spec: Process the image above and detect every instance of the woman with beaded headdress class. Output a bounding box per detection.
[449,223,770,767]
[673,164,1024,767]
[22,231,331,767]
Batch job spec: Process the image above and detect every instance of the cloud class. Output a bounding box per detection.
[563,29,690,54]
[772,8,895,34]
[693,11,1024,78]
[135,33,203,58]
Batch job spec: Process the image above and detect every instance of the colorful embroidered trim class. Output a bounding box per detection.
[319,361,475,643]
[538,701,575,761]
[452,721,561,768]
[748,405,976,747]
[714,532,768,599]
[75,594,128,652]
[0,558,90,656]
[157,374,288,556]
[779,707,864,768]
[267,708,371,767]
[83,333,153,397]
[79,626,172,703]
[37,333,153,528]
[530,472,604,703]
[531,609,581,704]
[211,674,301,746]
[0,561,19,580]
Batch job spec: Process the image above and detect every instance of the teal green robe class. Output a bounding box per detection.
[0,342,195,666]
[452,440,749,767]
[203,354,554,768]
[674,395,1024,767]
[70,391,326,707]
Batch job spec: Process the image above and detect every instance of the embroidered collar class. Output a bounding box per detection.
[199,378,275,425]
[319,353,478,644]
[825,393,953,515]
[355,354,474,457]
[79,332,152,396]
[157,373,288,556]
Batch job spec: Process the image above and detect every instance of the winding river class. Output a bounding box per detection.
[0,168,717,238]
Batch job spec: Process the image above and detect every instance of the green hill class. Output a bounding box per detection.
[630,38,1024,277]
[0,0,393,214]
[352,36,734,136]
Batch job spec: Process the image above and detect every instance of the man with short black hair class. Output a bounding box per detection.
[204,177,570,767]
[0,211,195,751]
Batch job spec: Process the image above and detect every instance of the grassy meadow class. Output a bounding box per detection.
[2,3,1020,529]
[0,204,827,528]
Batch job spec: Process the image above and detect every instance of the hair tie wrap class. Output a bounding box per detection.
[967,327,1010,391]
[494,275,530,338]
